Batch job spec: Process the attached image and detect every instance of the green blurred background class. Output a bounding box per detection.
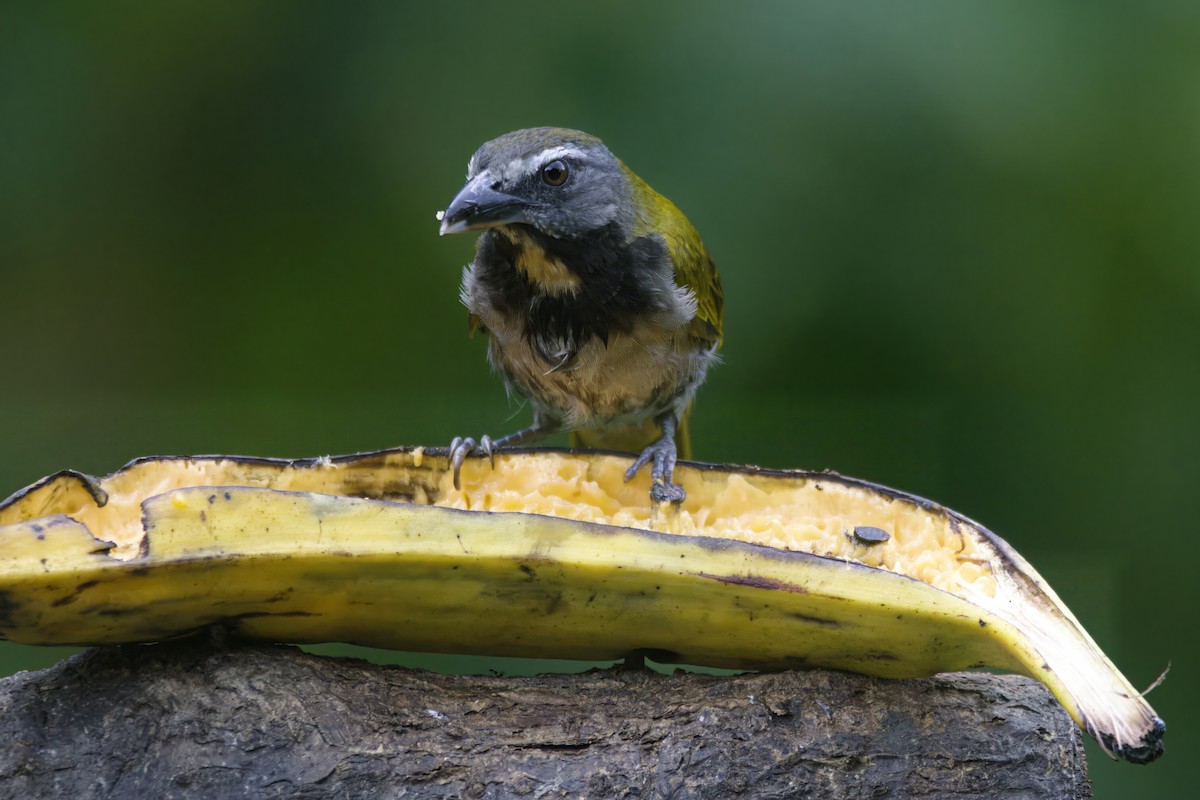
[2,2,1195,794]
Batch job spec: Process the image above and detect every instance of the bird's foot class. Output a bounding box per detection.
[624,438,685,503]
[449,435,497,490]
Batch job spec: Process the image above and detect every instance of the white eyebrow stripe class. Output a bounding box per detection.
[500,146,587,181]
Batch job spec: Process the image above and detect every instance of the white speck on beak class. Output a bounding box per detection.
[435,210,445,221]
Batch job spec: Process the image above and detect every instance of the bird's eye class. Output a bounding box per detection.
[541,159,569,187]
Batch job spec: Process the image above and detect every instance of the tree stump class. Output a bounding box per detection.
[0,639,1089,799]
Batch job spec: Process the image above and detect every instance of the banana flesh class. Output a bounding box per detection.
[0,447,1164,763]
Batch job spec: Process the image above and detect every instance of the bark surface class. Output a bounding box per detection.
[0,640,1090,799]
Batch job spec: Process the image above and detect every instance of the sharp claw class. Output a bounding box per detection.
[480,435,496,469]
[450,437,476,491]
[624,452,652,483]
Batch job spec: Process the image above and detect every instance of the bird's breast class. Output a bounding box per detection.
[460,225,714,427]
[484,326,715,429]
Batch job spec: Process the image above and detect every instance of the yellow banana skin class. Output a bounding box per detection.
[0,448,1164,763]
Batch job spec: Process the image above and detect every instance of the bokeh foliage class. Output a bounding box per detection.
[2,3,1196,795]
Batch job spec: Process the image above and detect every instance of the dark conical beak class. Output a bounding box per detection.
[438,176,529,235]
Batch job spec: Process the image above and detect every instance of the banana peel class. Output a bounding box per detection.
[0,447,1165,763]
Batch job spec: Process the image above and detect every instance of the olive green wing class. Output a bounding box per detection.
[621,161,723,349]
[664,227,723,349]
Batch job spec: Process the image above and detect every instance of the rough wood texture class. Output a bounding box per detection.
[0,640,1089,799]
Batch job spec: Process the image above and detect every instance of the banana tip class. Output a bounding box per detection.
[1104,717,1165,764]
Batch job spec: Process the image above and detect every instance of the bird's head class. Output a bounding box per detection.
[439,127,635,240]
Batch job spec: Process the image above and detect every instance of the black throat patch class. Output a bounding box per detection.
[474,223,670,367]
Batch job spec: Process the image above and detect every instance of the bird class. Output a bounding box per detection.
[437,127,723,503]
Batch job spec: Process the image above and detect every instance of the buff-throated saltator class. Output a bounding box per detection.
[438,128,723,502]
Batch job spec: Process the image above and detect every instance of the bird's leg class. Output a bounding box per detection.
[624,412,686,503]
[449,416,559,490]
